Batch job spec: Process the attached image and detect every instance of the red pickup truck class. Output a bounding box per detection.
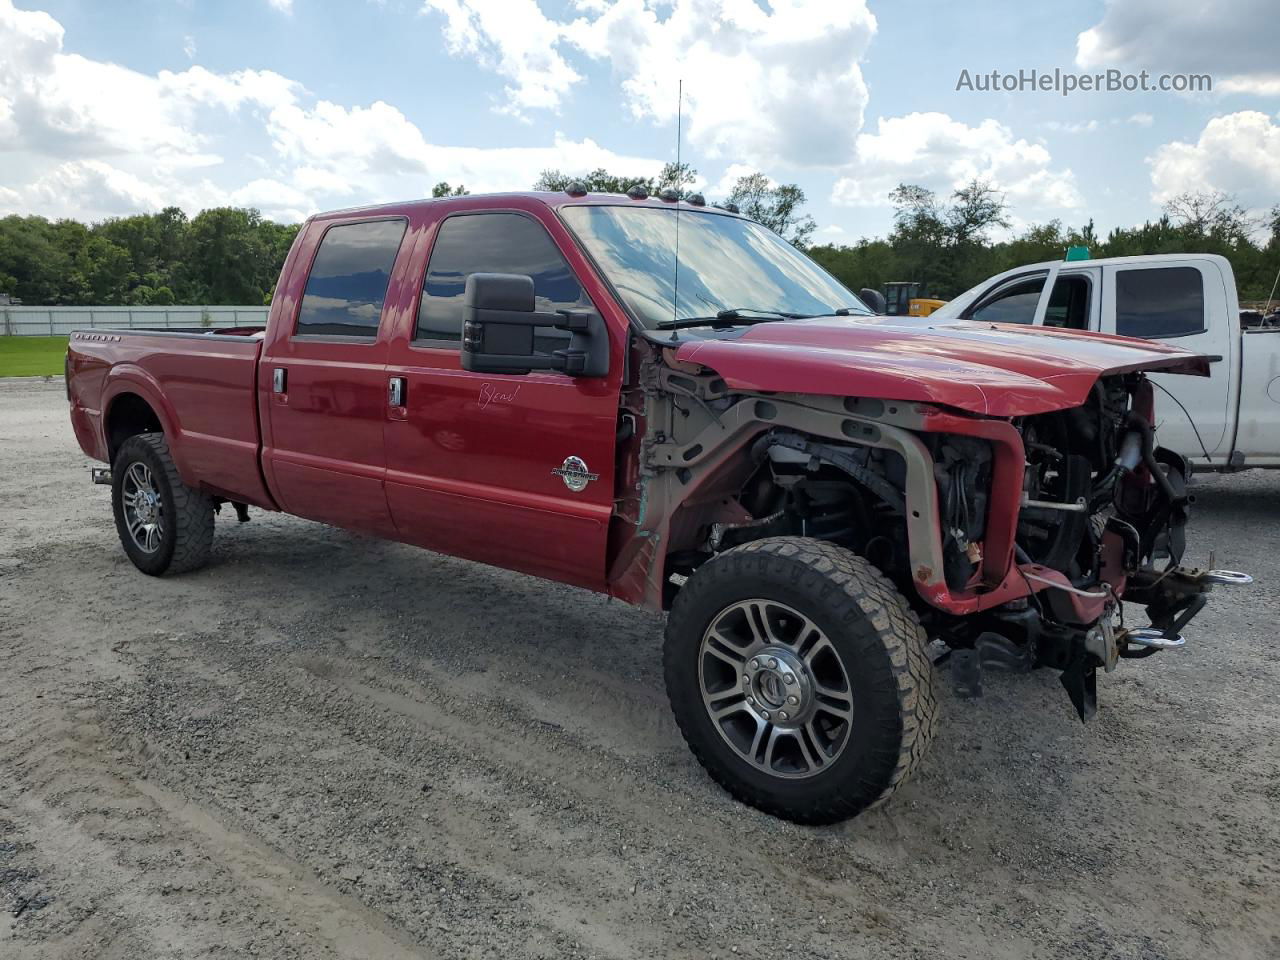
[67,189,1250,823]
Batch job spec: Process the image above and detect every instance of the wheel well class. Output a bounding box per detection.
[106,393,163,460]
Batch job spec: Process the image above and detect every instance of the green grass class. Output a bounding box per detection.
[0,336,70,377]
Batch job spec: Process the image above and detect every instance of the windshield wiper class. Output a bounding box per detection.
[834,306,874,316]
[657,307,813,330]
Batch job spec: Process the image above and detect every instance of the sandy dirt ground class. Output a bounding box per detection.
[2,377,1277,959]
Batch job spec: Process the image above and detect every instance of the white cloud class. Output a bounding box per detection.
[831,112,1083,215]
[0,0,296,165]
[1128,113,1154,127]
[1043,119,1099,134]
[423,0,580,115]
[711,162,765,197]
[22,159,168,216]
[266,0,293,12]
[1149,111,1280,226]
[421,0,877,168]
[263,94,663,196]
[1076,0,1280,97]
[0,0,664,222]
[183,35,196,60]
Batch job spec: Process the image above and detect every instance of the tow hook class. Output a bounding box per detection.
[1121,567,1253,658]
[1202,569,1254,586]
[91,467,111,485]
[1120,627,1186,650]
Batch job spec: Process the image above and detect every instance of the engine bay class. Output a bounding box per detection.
[629,356,1251,720]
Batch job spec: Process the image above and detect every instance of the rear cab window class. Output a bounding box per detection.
[416,212,591,349]
[1114,266,1205,339]
[1043,274,1091,330]
[296,218,407,338]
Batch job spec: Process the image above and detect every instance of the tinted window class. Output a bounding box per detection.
[971,276,1045,324]
[1044,275,1091,330]
[296,219,406,337]
[417,213,590,342]
[1116,267,1205,338]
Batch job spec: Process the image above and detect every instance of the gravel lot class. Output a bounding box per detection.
[2,376,1277,959]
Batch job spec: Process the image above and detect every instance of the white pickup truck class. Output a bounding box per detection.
[929,253,1280,470]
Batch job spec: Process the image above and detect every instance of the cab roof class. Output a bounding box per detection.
[311,191,746,223]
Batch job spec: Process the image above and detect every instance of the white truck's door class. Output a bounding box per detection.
[1098,258,1235,464]
[1235,327,1280,465]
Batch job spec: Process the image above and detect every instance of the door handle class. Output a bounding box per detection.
[272,367,287,394]
[388,376,406,407]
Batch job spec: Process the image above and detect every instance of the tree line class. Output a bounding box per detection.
[1,168,1276,307]
[809,183,1280,303]
[0,207,299,307]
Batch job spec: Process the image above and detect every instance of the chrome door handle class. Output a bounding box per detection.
[273,367,287,393]
[388,376,406,406]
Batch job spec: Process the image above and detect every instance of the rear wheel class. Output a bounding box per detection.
[111,433,214,576]
[663,537,937,824]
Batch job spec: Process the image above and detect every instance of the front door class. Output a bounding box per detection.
[382,208,624,590]
[261,216,410,536]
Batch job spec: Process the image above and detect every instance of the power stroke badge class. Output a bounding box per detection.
[551,456,599,492]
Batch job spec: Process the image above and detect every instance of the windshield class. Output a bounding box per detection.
[559,205,870,329]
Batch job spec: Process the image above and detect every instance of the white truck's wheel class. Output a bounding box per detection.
[663,537,937,824]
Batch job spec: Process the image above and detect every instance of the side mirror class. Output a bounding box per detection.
[461,273,608,377]
[859,288,887,315]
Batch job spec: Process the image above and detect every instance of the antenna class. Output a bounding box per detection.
[1267,254,1280,316]
[671,78,683,334]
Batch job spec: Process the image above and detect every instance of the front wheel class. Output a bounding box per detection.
[663,537,937,824]
[111,433,214,576]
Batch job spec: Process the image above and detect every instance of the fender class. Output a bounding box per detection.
[101,365,197,488]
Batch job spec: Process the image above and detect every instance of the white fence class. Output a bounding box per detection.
[2,305,269,336]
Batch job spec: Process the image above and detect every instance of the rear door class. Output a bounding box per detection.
[1099,260,1234,461]
[260,216,411,536]
[382,205,624,591]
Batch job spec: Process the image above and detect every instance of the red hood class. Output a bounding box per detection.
[671,316,1210,417]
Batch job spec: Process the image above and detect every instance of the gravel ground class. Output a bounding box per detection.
[2,377,1277,960]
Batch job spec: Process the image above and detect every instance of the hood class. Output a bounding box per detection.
[670,315,1211,417]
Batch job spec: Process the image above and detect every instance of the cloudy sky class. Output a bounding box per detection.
[1,0,1277,241]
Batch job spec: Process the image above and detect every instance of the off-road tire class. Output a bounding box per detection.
[664,537,937,824]
[111,432,214,576]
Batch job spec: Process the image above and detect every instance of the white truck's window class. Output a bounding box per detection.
[971,277,1043,324]
[969,274,1091,328]
[416,212,590,343]
[1115,267,1205,339]
[296,219,407,338]
[1043,275,1091,330]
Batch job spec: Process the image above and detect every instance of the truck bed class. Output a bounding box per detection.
[67,328,276,508]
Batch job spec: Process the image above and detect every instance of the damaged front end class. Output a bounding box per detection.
[607,340,1250,721]
[965,374,1253,719]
